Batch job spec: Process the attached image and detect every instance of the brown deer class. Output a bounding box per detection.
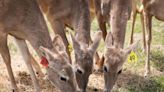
[39,35,81,92]
[36,0,91,63]
[140,0,164,76]
[129,0,146,50]
[0,0,80,92]
[130,0,140,44]
[130,0,164,76]
[101,0,139,92]
[36,0,107,67]
[89,0,107,40]
[89,1,110,71]
[103,32,138,92]
[36,1,102,90]
[71,31,102,92]
[94,0,132,72]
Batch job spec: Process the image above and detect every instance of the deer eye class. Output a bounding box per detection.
[60,76,67,82]
[103,66,108,72]
[76,69,83,74]
[118,69,122,75]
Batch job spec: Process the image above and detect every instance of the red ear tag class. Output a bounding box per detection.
[40,56,49,68]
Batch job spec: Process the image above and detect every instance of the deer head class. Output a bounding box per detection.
[39,35,80,92]
[71,31,102,92]
[103,32,138,92]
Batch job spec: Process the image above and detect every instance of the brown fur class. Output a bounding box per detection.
[101,0,139,92]
[103,32,138,92]
[95,0,132,72]
[36,1,103,91]
[130,0,146,51]
[141,0,164,76]
[71,31,102,92]
[39,36,80,92]
[0,0,80,92]
[0,0,53,91]
[130,0,164,76]
[89,0,107,40]
[36,0,91,62]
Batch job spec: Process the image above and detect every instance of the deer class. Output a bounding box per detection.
[129,0,164,76]
[100,0,140,92]
[86,0,107,72]
[36,0,107,69]
[89,0,107,40]
[103,32,138,92]
[94,0,144,73]
[129,0,146,51]
[71,31,102,92]
[36,0,91,63]
[0,0,80,92]
[94,0,132,72]
[139,0,164,76]
[39,35,81,92]
[35,0,102,90]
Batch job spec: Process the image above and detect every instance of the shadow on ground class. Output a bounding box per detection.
[151,49,164,72]
[115,71,164,92]
[87,86,103,92]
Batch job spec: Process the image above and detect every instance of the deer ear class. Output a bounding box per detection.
[89,31,102,55]
[39,46,56,67]
[70,33,81,53]
[124,40,139,55]
[105,32,113,48]
[53,35,66,52]
[39,46,54,60]
[39,46,68,69]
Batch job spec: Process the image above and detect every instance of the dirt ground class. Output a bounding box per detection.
[0,51,104,92]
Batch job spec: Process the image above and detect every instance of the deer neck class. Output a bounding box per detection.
[74,0,91,45]
[110,0,131,48]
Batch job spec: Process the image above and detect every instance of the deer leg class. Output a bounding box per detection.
[30,54,44,77]
[97,14,107,41]
[14,38,44,77]
[15,39,41,92]
[144,13,152,77]
[94,0,107,41]
[52,21,71,63]
[130,10,137,44]
[0,34,18,92]
[140,12,146,52]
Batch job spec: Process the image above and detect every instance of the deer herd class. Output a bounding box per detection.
[0,0,163,92]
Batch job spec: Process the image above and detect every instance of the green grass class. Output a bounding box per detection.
[151,49,164,72]
[116,76,164,92]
